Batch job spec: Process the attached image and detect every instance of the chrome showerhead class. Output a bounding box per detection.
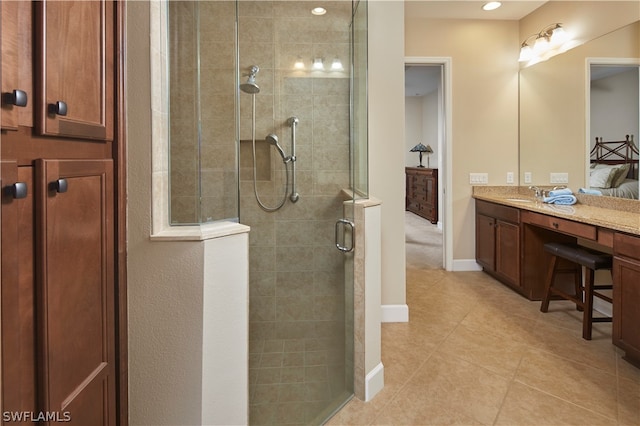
[240,65,260,94]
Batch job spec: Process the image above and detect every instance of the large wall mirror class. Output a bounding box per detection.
[519,19,639,200]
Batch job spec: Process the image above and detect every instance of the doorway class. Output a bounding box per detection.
[404,60,451,270]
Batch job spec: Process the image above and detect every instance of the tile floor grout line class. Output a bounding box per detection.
[512,379,620,424]
[364,334,443,425]
[491,352,528,425]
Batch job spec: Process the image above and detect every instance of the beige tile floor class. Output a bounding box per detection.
[328,215,640,425]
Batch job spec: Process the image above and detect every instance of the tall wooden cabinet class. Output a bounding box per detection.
[1,2,121,424]
[406,167,438,224]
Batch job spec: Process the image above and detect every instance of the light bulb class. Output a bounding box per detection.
[533,36,549,53]
[331,58,343,71]
[312,58,324,70]
[550,25,568,45]
[482,2,502,11]
[518,45,533,62]
[311,7,326,16]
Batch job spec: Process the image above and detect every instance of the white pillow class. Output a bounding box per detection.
[589,166,618,188]
[592,163,630,188]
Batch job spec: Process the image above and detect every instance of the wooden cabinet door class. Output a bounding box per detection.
[35,1,114,141]
[496,220,520,287]
[35,159,115,425]
[1,0,33,130]
[1,162,37,420]
[613,256,640,362]
[476,213,495,271]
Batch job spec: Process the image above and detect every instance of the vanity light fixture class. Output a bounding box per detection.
[482,2,502,11]
[311,7,326,16]
[330,58,343,71]
[519,23,569,62]
[312,58,324,70]
[294,57,305,70]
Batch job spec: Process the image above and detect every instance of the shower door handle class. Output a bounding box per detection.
[335,219,355,253]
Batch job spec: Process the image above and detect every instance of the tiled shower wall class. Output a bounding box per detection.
[236,2,353,424]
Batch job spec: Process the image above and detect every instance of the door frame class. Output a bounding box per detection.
[404,57,453,270]
[115,1,128,424]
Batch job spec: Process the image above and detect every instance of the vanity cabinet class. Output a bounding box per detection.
[475,200,521,290]
[613,232,640,366]
[406,167,438,224]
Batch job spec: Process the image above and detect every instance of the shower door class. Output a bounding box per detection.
[236,1,360,424]
[167,0,365,423]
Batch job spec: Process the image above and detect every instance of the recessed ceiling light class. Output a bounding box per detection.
[482,2,502,11]
[311,7,326,16]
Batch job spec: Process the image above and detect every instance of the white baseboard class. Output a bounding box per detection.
[381,304,409,323]
[453,259,483,272]
[594,298,613,317]
[365,362,384,402]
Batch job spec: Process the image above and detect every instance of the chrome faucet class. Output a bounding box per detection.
[529,186,543,198]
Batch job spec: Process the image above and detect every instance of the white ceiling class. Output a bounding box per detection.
[404,1,547,21]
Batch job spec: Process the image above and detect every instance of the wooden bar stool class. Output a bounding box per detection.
[540,242,613,340]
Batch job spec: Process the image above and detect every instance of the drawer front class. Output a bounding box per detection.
[476,200,520,224]
[614,232,640,261]
[521,211,597,240]
[412,175,428,186]
[408,200,421,212]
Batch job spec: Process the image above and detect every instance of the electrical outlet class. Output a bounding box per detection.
[506,172,514,184]
[550,172,569,184]
[524,172,532,184]
[469,173,488,185]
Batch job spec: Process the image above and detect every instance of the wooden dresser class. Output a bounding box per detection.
[405,167,438,224]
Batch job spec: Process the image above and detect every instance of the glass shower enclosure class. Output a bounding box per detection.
[167,1,367,423]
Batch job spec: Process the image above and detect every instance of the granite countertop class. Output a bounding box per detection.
[472,186,640,236]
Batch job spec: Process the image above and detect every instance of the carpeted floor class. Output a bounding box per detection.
[405,211,443,270]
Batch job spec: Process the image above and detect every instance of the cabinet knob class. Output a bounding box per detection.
[48,101,68,116]
[4,182,28,199]
[2,89,28,107]
[50,178,68,193]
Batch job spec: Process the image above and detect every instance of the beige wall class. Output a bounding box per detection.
[405,18,520,262]
[368,1,407,306]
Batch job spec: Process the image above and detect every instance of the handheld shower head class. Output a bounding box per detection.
[265,134,289,162]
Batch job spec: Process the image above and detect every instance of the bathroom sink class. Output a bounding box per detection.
[504,198,532,203]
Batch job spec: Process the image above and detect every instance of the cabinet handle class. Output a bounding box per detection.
[48,101,68,116]
[2,89,28,107]
[50,178,68,193]
[4,182,28,199]
[552,222,559,229]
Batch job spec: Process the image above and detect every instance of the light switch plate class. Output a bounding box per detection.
[506,172,514,184]
[550,172,569,184]
[524,172,532,184]
[470,173,488,185]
